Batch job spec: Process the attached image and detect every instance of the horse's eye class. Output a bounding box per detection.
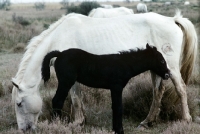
[17,102,22,107]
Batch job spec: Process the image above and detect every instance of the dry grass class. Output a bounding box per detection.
[0,1,199,134]
[0,4,65,50]
[162,121,200,134]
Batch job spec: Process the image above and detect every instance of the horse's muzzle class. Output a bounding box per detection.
[21,123,36,133]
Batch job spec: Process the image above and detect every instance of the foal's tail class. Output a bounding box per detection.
[174,10,198,84]
[41,51,61,83]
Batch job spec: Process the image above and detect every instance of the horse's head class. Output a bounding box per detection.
[146,43,171,80]
[12,78,42,132]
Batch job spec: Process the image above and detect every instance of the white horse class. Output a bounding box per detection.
[137,3,148,13]
[184,1,190,5]
[100,4,113,9]
[165,2,171,6]
[12,11,197,131]
[88,7,134,18]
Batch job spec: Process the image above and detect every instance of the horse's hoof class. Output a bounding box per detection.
[183,114,192,123]
[137,124,148,131]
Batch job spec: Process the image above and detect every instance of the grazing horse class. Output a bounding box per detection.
[11,11,197,132]
[137,3,148,13]
[41,44,170,134]
[88,7,134,18]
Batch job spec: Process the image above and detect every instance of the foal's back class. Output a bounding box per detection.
[54,49,131,89]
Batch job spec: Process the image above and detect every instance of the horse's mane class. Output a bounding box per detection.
[15,15,67,83]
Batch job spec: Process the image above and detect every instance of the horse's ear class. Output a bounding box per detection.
[11,78,19,89]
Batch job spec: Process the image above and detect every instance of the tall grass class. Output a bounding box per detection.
[0,4,65,50]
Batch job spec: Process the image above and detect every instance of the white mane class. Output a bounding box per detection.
[14,15,67,83]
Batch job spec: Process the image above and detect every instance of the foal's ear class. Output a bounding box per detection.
[11,78,19,89]
[152,46,157,51]
[146,43,157,51]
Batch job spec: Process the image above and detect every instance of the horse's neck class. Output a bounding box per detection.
[20,42,54,88]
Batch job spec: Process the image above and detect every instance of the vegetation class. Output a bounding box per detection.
[0,1,199,134]
[60,0,69,9]
[0,0,10,10]
[34,2,45,10]
[67,1,101,15]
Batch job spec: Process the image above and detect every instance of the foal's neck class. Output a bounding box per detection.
[124,50,152,76]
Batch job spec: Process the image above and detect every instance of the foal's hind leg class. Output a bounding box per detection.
[69,82,85,125]
[52,80,75,118]
[170,68,192,122]
[138,72,165,129]
[111,88,124,134]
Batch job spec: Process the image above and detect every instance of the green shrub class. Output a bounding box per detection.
[43,23,50,29]
[67,1,101,15]
[34,2,45,10]
[0,0,11,10]
[67,5,81,14]
[12,13,31,26]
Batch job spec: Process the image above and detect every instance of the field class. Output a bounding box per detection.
[0,1,199,133]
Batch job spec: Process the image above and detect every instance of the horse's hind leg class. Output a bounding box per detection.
[69,82,85,125]
[170,68,192,122]
[52,80,75,118]
[138,72,165,129]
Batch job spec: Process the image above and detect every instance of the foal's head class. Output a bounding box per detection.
[146,43,171,80]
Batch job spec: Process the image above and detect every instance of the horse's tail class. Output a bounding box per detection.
[41,50,61,83]
[174,10,198,84]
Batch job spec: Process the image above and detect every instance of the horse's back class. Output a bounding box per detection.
[49,13,183,58]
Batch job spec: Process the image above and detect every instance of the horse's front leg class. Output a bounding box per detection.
[138,72,165,128]
[69,82,85,125]
[170,68,192,122]
[111,88,124,134]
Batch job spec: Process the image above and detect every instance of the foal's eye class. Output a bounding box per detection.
[161,60,165,64]
[17,102,22,107]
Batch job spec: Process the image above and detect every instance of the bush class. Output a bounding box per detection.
[0,0,11,10]
[60,0,69,9]
[43,23,50,29]
[67,1,101,15]
[11,43,25,53]
[12,13,30,26]
[34,2,45,10]
[67,5,81,14]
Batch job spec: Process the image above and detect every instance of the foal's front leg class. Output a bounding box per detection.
[111,88,124,134]
[52,81,74,117]
[139,72,165,128]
